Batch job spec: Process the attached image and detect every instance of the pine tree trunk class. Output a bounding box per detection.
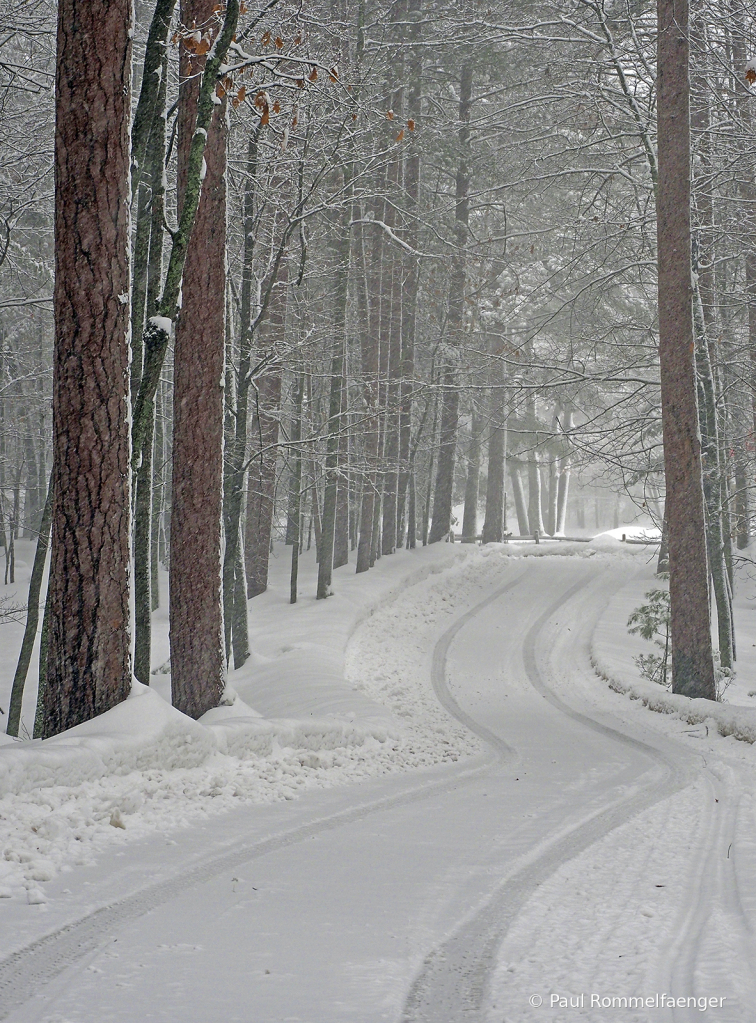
[44,0,133,737]
[657,0,715,699]
[429,375,459,542]
[525,388,546,537]
[730,12,756,544]
[527,448,545,537]
[311,461,323,558]
[170,0,227,719]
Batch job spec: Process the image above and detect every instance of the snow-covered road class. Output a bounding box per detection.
[2,554,755,1022]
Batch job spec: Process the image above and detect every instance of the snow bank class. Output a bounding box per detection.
[0,682,400,801]
[591,564,756,744]
[0,678,406,902]
[0,685,214,798]
[0,544,472,903]
[593,661,756,745]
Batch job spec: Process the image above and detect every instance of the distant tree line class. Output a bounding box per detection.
[1,0,755,734]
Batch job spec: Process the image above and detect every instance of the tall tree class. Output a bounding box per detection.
[43,0,133,737]
[429,65,473,543]
[245,207,289,599]
[170,0,227,719]
[656,0,716,700]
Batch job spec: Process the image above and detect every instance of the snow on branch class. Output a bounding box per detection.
[351,218,427,257]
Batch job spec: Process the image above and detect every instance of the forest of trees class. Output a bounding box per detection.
[0,0,754,733]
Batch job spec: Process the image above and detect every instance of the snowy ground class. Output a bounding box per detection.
[1,530,755,1021]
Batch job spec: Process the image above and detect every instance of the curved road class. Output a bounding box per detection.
[1,557,753,1022]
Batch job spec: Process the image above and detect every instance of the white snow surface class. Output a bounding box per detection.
[0,544,482,902]
[1,533,756,1021]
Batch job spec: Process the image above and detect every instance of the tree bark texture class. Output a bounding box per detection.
[130,2,238,472]
[656,0,715,700]
[170,0,226,719]
[130,0,177,197]
[150,384,164,611]
[729,9,756,503]
[44,0,133,738]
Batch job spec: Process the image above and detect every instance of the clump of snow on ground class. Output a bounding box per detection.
[0,544,491,903]
[0,682,407,904]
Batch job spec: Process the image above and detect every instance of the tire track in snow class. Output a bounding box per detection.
[661,766,756,1022]
[428,567,529,763]
[0,560,538,1021]
[401,566,696,1023]
[0,748,501,1022]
